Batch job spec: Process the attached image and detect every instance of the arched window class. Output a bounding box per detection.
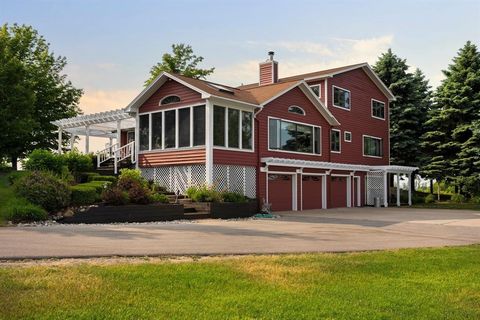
[160,95,181,105]
[288,105,306,115]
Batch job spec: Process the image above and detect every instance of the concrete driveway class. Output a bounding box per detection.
[1,207,479,259]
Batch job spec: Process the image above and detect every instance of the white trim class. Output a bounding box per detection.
[205,99,213,185]
[332,85,351,111]
[344,131,352,142]
[148,114,152,151]
[267,116,322,156]
[330,128,341,153]
[288,105,306,116]
[354,176,361,207]
[324,79,328,107]
[362,134,383,158]
[371,98,386,120]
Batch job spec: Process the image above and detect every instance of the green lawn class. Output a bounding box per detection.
[1,246,479,319]
[412,202,480,211]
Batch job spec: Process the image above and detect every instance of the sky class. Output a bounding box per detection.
[1,0,479,152]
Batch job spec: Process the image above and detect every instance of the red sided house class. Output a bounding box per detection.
[53,52,417,210]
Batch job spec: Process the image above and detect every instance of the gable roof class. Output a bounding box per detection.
[238,62,396,101]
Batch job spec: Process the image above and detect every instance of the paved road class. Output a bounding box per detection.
[1,207,479,259]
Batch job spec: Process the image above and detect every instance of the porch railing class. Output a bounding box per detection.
[97,142,119,167]
[114,141,135,174]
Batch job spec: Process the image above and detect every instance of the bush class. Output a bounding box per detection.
[186,185,222,202]
[149,193,169,203]
[7,171,29,186]
[14,171,71,213]
[80,181,111,193]
[424,194,436,204]
[450,193,465,204]
[23,149,65,174]
[222,191,247,203]
[70,185,98,206]
[470,196,480,204]
[101,186,129,205]
[127,181,151,204]
[63,151,93,179]
[90,175,117,183]
[149,181,168,194]
[3,198,48,222]
[118,168,148,190]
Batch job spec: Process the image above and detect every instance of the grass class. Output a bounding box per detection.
[0,172,15,224]
[1,246,479,319]
[412,202,480,211]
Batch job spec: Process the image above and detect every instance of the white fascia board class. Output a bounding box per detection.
[208,96,259,110]
[298,81,340,126]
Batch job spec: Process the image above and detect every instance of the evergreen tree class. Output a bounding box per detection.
[422,41,480,190]
[373,49,431,169]
[145,44,214,86]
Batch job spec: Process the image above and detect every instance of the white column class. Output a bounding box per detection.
[322,174,327,209]
[396,173,401,207]
[70,135,75,151]
[383,171,388,207]
[408,173,412,206]
[346,175,352,208]
[205,99,213,185]
[116,120,122,147]
[85,125,90,153]
[57,128,63,154]
[135,113,139,168]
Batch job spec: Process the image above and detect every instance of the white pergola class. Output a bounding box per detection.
[51,108,135,153]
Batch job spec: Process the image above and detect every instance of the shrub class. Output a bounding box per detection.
[7,171,29,185]
[186,185,222,202]
[70,185,98,206]
[424,194,436,204]
[118,168,148,190]
[80,181,111,193]
[101,186,129,205]
[23,149,65,174]
[3,198,48,222]
[450,193,465,204]
[91,175,117,183]
[470,196,480,204]
[127,181,151,204]
[63,151,93,179]
[14,171,71,212]
[149,193,169,203]
[149,181,168,194]
[222,191,247,203]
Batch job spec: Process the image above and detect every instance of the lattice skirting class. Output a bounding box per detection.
[140,164,256,198]
[213,164,256,198]
[366,171,384,205]
[140,165,206,195]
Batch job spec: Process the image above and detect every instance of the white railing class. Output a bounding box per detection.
[97,142,119,167]
[114,141,135,174]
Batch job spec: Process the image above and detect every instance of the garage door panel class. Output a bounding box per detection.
[302,176,323,210]
[331,176,348,208]
[268,174,292,211]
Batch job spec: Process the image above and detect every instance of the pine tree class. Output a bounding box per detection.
[373,49,431,169]
[422,41,480,190]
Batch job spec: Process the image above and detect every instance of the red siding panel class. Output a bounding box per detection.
[213,149,257,166]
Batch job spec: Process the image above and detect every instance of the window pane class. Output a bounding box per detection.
[314,127,321,154]
[372,100,385,119]
[310,85,320,97]
[178,108,190,147]
[364,136,383,156]
[164,110,176,148]
[193,105,205,146]
[331,130,340,152]
[280,121,297,151]
[269,119,279,149]
[151,112,162,149]
[296,124,313,153]
[228,109,240,148]
[139,114,149,151]
[242,111,252,149]
[213,106,225,146]
[333,87,350,109]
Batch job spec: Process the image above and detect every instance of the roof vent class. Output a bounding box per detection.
[268,51,275,61]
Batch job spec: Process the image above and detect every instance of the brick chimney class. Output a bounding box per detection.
[259,51,278,85]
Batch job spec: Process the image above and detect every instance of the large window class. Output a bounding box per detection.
[333,86,351,110]
[214,106,253,150]
[151,112,162,149]
[363,135,383,157]
[138,104,205,152]
[371,99,385,119]
[139,114,150,151]
[269,118,320,155]
[331,129,341,152]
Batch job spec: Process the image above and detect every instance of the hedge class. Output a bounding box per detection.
[70,185,98,206]
[90,175,117,183]
[3,198,48,222]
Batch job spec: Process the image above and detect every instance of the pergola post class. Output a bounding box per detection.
[383,171,388,207]
[396,173,401,207]
[70,135,75,151]
[57,128,63,154]
[408,172,412,206]
[116,120,122,147]
[85,125,90,153]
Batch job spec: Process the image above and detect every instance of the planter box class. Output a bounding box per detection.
[187,200,258,219]
[60,203,186,224]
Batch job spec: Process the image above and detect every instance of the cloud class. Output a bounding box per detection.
[210,35,394,86]
[79,89,138,114]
